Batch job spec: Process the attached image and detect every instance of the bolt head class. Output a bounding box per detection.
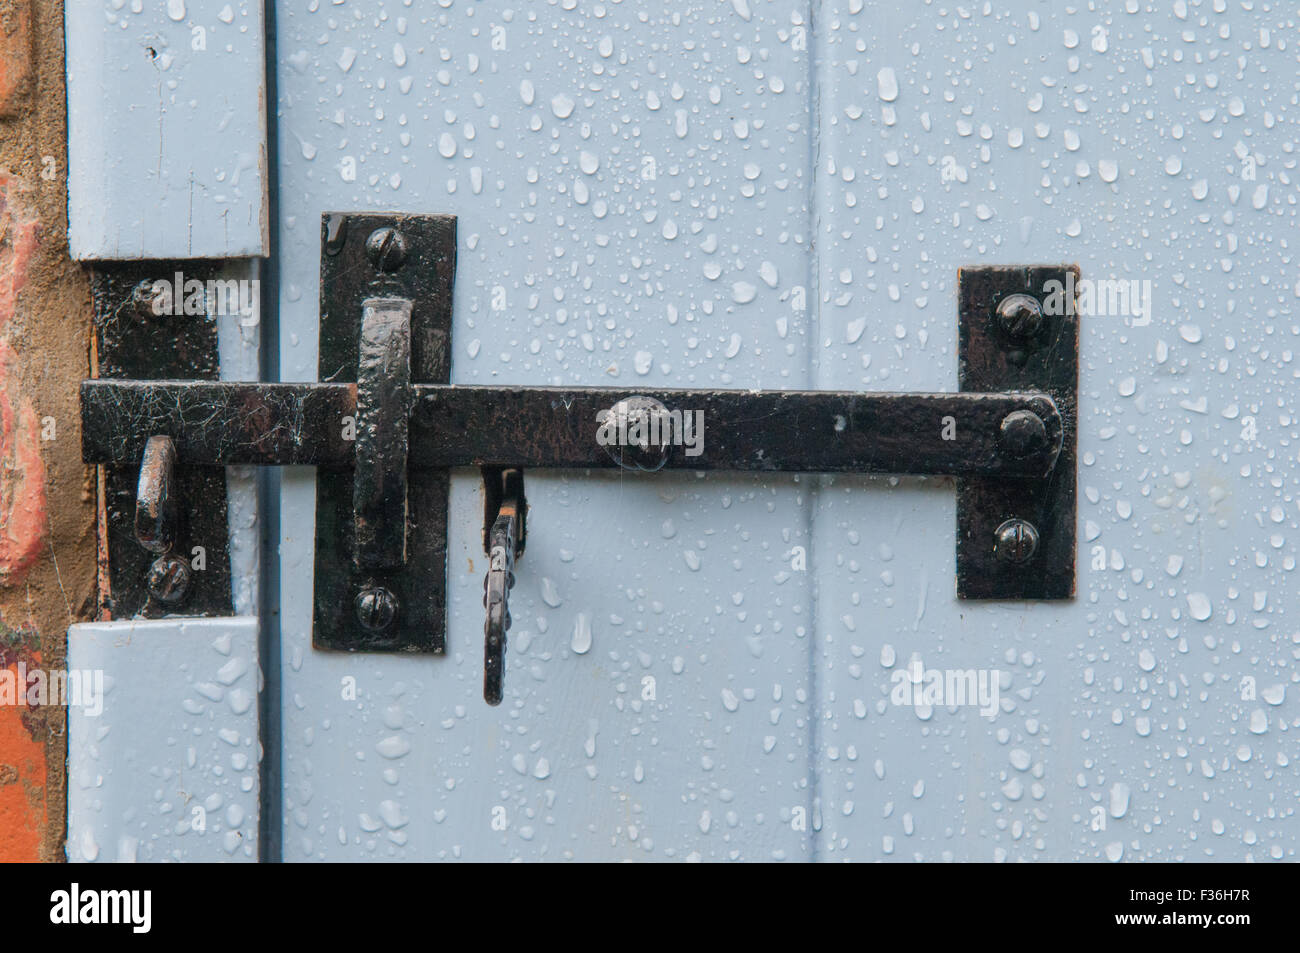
[999,409,1049,458]
[995,294,1044,342]
[146,555,191,605]
[993,519,1039,565]
[355,587,399,632]
[365,227,407,272]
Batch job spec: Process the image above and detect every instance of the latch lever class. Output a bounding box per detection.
[482,468,526,705]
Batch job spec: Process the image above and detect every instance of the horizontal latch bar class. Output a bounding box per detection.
[81,381,1063,477]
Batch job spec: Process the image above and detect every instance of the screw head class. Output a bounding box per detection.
[999,410,1049,458]
[355,587,399,632]
[146,555,191,605]
[993,519,1039,565]
[365,227,407,272]
[995,293,1044,342]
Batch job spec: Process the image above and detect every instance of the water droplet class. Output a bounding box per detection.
[732,281,757,304]
[876,67,899,102]
[551,93,575,119]
[1187,592,1212,621]
[571,614,592,655]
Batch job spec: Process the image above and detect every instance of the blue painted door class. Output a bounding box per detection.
[272,0,1298,862]
[275,2,816,861]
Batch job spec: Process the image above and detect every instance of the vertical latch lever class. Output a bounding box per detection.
[482,468,526,705]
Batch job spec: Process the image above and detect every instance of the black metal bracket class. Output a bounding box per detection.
[88,261,233,619]
[958,266,1078,599]
[312,213,456,653]
[81,213,1078,701]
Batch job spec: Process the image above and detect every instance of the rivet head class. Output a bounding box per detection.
[146,555,191,605]
[995,293,1043,342]
[994,519,1039,565]
[597,395,674,472]
[999,409,1049,458]
[355,587,399,632]
[365,227,407,272]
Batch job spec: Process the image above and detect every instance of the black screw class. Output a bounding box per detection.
[146,555,191,605]
[355,587,399,632]
[365,227,407,272]
[993,519,1039,565]
[999,410,1048,458]
[995,294,1043,342]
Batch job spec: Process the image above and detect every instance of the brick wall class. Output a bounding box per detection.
[0,0,96,863]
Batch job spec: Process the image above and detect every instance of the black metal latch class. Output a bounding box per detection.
[81,213,1078,705]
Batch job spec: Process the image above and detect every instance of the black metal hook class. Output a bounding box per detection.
[482,468,525,705]
[133,435,192,607]
[134,435,177,554]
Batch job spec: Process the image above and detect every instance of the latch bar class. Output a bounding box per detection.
[82,382,1061,478]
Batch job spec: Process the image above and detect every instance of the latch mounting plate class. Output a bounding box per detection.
[957,265,1078,600]
[312,213,456,653]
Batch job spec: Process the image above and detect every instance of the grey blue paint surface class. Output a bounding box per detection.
[67,617,259,862]
[809,1,1297,862]
[66,0,268,259]
[274,0,1298,861]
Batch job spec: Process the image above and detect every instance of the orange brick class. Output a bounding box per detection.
[0,632,44,862]
[0,174,44,584]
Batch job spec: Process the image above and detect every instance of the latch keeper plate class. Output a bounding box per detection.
[87,261,234,619]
